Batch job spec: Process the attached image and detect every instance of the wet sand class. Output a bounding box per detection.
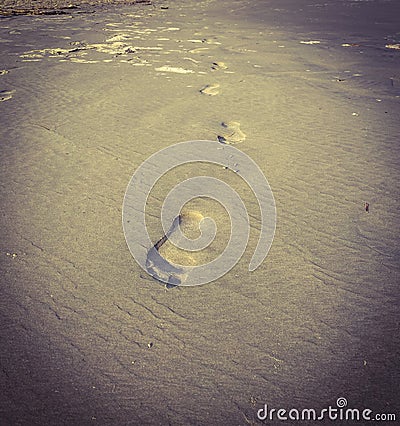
[0,0,153,16]
[1,0,400,424]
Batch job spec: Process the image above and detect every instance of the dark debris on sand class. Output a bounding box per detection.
[0,0,155,16]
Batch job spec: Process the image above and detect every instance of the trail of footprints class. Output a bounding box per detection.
[149,55,246,286]
[14,15,244,146]
[9,16,246,285]
[199,62,246,145]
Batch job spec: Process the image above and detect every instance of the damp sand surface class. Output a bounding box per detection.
[0,0,154,16]
[1,0,400,424]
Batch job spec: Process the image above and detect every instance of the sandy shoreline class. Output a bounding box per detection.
[0,0,155,16]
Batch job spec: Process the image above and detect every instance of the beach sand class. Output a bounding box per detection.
[0,0,154,16]
[1,0,400,424]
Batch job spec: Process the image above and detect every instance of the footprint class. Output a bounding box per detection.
[0,89,15,102]
[211,61,227,71]
[217,121,246,144]
[146,211,205,287]
[200,83,220,96]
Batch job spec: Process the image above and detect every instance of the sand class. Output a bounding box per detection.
[1,0,400,424]
[0,0,154,16]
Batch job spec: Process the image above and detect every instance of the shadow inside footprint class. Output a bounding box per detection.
[146,246,185,288]
[146,215,185,288]
[145,211,206,288]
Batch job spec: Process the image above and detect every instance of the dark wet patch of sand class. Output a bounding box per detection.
[0,0,153,16]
